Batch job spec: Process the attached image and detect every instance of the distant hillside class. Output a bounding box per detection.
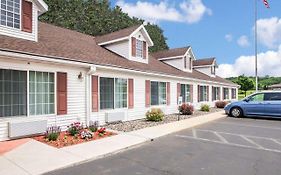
[226,76,281,90]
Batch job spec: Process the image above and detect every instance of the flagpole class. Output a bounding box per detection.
[254,0,258,92]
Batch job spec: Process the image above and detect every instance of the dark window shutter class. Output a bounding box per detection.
[128,79,134,109]
[132,37,136,57]
[207,86,209,101]
[92,76,99,112]
[198,85,200,102]
[190,84,193,103]
[167,82,170,105]
[145,80,150,107]
[57,72,67,115]
[177,83,180,104]
[22,0,32,33]
[143,41,147,59]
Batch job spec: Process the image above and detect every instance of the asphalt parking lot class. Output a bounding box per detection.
[46,116,281,175]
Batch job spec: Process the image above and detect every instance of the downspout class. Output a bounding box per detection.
[85,66,97,126]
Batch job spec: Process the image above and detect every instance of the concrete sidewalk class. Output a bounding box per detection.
[0,111,226,175]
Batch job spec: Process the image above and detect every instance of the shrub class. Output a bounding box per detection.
[200,104,210,112]
[178,103,194,115]
[67,122,83,136]
[88,121,99,132]
[146,108,164,122]
[45,126,61,141]
[215,101,229,108]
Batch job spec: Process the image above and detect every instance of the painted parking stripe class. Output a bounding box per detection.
[175,134,281,154]
[214,132,228,144]
[213,121,281,131]
[240,136,264,149]
[192,128,197,138]
[196,129,280,141]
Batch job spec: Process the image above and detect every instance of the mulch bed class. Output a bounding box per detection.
[33,131,116,148]
[105,108,223,132]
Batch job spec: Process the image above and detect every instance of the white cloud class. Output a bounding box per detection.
[225,34,233,42]
[179,0,212,24]
[217,45,281,78]
[256,17,281,49]
[116,0,212,24]
[237,35,250,47]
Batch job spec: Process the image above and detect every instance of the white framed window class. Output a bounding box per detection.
[199,85,208,102]
[136,39,143,58]
[212,87,220,101]
[0,69,27,117]
[29,71,55,115]
[0,0,20,29]
[231,88,236,99]
[0,69,55,117]
[180,84,191,103]
[151,81,167,105]
[100,77,127,110]
[223,88,229,100]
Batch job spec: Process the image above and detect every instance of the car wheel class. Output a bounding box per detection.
[230,107,243,118]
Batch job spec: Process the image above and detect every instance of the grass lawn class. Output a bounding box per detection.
[238,90,255,100]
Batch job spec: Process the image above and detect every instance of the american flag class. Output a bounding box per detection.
[263,0,270,8]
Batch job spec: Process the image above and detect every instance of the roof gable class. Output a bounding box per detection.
[95,24,153,46]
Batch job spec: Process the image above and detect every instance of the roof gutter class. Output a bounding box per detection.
[0,49,239,87]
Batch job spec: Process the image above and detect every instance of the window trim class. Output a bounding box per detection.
[0,68,57,118]
[150,81,167,106]
[135,38,143,58]
[212,86,220,101]
[180,84,191,103]
[199,85,208,102]
[0,0,22,30]
[99,76,129,111]
[223,87,229,100]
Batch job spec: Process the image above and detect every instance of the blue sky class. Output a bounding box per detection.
[113,0,281,77]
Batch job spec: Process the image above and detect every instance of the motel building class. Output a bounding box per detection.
[0,0,238,141]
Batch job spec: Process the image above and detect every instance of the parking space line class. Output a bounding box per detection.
[192,128,197,138]
[196,129,280,141]
[213,121,281,131]
[240,136,264,149]
[214,132,228,143]
[175,134,281,154]
[271,139,281,146]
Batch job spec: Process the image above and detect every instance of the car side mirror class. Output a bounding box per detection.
[244,98,250,102]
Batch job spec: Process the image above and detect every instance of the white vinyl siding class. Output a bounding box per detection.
[0,0,20,29]
[29,71,55,115]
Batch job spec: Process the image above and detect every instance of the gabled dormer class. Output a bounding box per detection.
[96,24,154,64]
[193,57,218,77]
[0,0,48,42]
[152,46,195,72]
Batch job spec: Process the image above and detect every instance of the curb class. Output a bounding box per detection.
[44,111,226,174]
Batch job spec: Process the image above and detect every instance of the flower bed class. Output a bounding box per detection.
[33,122,116,148]
[105,108,222,132]
[33,130,116,148]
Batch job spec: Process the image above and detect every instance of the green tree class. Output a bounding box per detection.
[39,0,169,52]
[145,23,169,53]
[235,75,255,97]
